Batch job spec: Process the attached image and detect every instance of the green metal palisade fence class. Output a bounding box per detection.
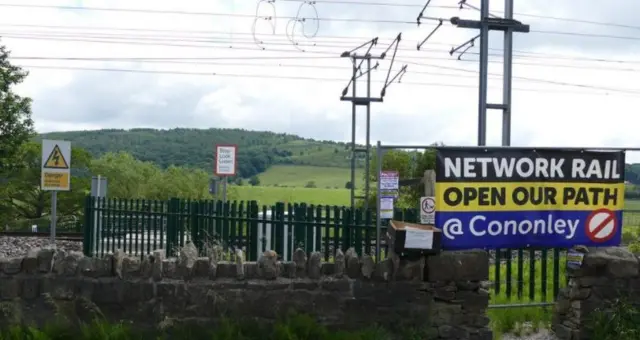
[82,195,567,305]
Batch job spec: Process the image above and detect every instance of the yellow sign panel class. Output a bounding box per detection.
[42,172,70,190]
[43,145,69,169]
[435,182,625,212]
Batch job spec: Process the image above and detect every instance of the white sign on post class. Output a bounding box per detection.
[420,196,436,224]
[215,144,237,176]
[41,139,71,191]
[379,171,399,191]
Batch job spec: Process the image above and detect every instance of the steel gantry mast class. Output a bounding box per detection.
[340,34,407,211]
[418,0,529,147]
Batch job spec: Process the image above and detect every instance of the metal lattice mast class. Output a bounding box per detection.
[340,35,407,211]
[418,0,529,147]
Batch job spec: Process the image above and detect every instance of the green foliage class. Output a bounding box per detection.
[0,45,35,172]
[89,151,236,201]
[248,176,260,186]
[488,255,567,337]
[364,147,437,209]
[0,315,394,340]
[38,128,361,179]
[591,298,640,340]
[0,141,91,222]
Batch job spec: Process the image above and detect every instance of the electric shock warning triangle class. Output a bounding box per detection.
[43,145,69,169]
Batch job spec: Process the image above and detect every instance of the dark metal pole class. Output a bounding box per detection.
[364,57,372,211]
[350,58,357,211]
[502,0,514,147]
[477,0,489,146]
[375,140,382,262]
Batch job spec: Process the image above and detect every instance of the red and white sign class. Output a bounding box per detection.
[420,196,436,224]
[215,144,237,176]
[585,208,618,243]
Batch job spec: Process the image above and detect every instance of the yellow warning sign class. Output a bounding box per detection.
[42,172,70,190]
[43,145,69,169]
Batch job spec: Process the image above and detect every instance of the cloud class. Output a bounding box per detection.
[3,0,640,162]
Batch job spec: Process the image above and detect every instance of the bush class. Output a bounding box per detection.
[591,298,640,340]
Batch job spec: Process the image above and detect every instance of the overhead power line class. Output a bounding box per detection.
[4,31,640,73]
[1,1,639,33]
[0,3,415,24]
[279,0,456,9]
[11,55,640,94]
[15,63,640,98]
[3,23,640,66]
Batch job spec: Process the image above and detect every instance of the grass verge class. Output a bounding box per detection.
[0,314,414,340]
[487,252,567,339]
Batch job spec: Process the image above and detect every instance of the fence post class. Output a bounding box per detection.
[423,169,435,196]
[166,197,180,257]
[275,202,285,259]
[83,195,93,257]
[190,200,199,253]
[248,200,259,261]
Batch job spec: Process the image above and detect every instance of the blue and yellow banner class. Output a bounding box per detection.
[435,148,625,250]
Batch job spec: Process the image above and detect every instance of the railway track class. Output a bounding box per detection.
[0,231,83,242]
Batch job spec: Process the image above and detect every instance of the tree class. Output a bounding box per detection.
[0,45,34,172]
[249,176,260,186]
[345,181,352,189]
[304,181,317,188]
[90,151,227,200]
[0,142,92,222]
[362,147,437,209]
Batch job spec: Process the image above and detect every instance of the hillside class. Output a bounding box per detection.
[37,128,640,186]
[38,128,367,178]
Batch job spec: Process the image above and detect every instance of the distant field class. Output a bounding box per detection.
[233,186,350,206]
[626,199,640,210]
[258,165,364,189]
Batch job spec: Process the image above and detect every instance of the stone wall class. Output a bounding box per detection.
[0,244,492,339]
[553,247,640,340]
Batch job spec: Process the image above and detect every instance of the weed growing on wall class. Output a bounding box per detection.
[590,298,640,340]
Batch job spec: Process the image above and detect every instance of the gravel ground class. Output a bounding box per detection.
[0,236,83,257]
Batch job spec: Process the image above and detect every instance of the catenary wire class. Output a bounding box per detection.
[13,63,639,97]
[0,1,640,36]
[13,55,640,94]
[4,32,640,73]
[0,3,416,25]
[2,2,640,39]
[3,23,640,66]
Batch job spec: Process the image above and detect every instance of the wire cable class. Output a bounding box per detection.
[5,22,640,62]
[14,55,639,94]
[14,63,640,97]
[5,31,640,73]
[0,3,416,25]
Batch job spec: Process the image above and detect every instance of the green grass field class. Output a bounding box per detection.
[488,255,567,338]
[626,199,640,210]
[257,165,364,189]
[233,186,351,206]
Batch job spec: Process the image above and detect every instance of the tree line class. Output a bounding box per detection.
[38,127,365,179]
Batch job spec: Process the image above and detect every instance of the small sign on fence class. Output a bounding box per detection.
[380,171,399,191]
[379,196,394,219]
[420,196,435,224]
[435,147,625,250]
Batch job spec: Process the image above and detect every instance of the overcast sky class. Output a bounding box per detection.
[2,0,640,160]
